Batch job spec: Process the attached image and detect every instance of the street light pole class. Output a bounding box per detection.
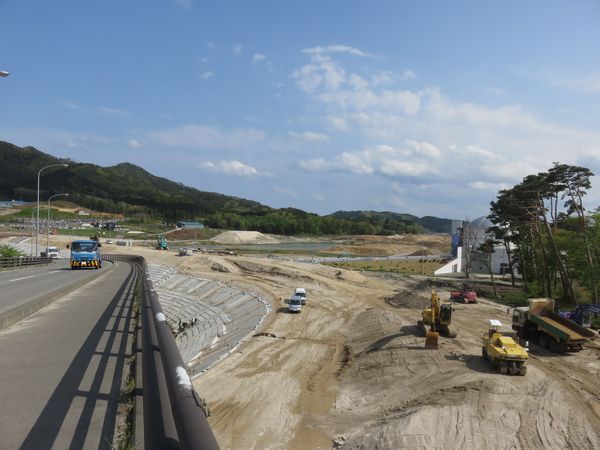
[46,193,69,254]
[36,164,68,256]
[30,206,46,256]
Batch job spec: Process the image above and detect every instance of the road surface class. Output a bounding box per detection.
[0,260,137,449]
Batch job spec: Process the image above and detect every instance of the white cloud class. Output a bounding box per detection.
[128,139,140,149]
[400,69,416,81]
[371,71,394,86]
[293,49,421,115]
[302,45,374,58]
[198,160,264,177]
[288,131,330,142]
[234,44,242,55]
[293,54,346,93]
[298,141,439,177]
[148,124,266,150]
[311,193,325,202]
[253,53,267,63]
[469,181,510,191]
[298,158,329,172]
[324,115,349,131]
[200,71,214,80]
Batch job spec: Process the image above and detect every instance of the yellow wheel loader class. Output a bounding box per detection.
[482,319,528,375]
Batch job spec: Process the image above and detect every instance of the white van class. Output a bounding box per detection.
[288,297,302,313]
[47,247,60,258]
[294,288,307,305]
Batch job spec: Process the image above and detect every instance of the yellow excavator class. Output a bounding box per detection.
[418,291,457,348]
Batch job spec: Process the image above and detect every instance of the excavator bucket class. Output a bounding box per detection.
[425,331,439,349]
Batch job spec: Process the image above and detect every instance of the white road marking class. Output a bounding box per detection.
[8,275,35,282]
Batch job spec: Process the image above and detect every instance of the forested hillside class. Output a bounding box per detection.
[0,141,448,235]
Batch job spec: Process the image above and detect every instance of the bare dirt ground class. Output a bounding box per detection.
[22,233,600,449]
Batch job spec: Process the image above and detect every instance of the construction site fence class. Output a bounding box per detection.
[0,256,54,270]
[104,254,220,450]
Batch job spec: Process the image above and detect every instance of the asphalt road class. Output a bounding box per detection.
[0,259,102,317]
[0,260,138,449]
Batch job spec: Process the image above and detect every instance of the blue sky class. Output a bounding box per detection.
[2,1,600,219]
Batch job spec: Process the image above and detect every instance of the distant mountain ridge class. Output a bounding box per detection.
[0,141,452,234]
[0,141,270,221]
[328,211,452,234]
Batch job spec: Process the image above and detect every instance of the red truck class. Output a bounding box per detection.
[450,283,477,303]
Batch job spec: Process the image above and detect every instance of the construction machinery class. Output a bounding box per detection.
[513,298,596,353]
[418,291,457,348]
[482,319,528,375]
[157,235,169,250]
[560,304,600,329]
[450,283,477,303]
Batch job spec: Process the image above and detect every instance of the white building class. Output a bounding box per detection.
[435,216,517,276]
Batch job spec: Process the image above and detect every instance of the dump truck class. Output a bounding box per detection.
[450,283,477,303]
[418,291,457,340]
[482,319,528,375]
[512,298,596,352]
[69,239,102,270]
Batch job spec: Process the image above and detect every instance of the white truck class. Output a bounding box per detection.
[41,246,60,258]
[294,287,307,305]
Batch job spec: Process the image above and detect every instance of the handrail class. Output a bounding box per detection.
[105,254,220,450]
[0,256,54,270]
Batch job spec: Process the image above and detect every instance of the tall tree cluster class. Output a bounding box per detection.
[488,163,598,305]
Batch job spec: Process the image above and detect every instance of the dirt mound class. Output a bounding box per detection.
[210,230,280,244]
[385,290,429,309]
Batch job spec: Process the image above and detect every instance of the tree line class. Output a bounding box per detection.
[486,163,598,305]
[203,209,424,236]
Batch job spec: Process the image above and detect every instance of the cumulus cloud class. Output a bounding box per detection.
[298,141,440,177]
[288,131,330,142]
[148,124,266,150]
[293,48,421,115]
[200,71,214,80]
[199,160,264,177]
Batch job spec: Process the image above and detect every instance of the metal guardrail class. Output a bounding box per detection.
[105,255,220,450]
[0,256,54,270]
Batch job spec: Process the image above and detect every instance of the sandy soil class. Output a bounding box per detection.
[327,234,450,256]
[25,234,600,449]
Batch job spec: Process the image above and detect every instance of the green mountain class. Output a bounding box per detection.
[0,141,451,234]
[328,211,452,234]
[0,141,271,221]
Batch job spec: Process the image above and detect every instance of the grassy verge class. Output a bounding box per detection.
[324,259,444,276]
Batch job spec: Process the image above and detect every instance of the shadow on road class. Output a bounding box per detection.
[20,264,138,450]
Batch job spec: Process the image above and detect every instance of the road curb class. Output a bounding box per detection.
[0,260,116,331]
